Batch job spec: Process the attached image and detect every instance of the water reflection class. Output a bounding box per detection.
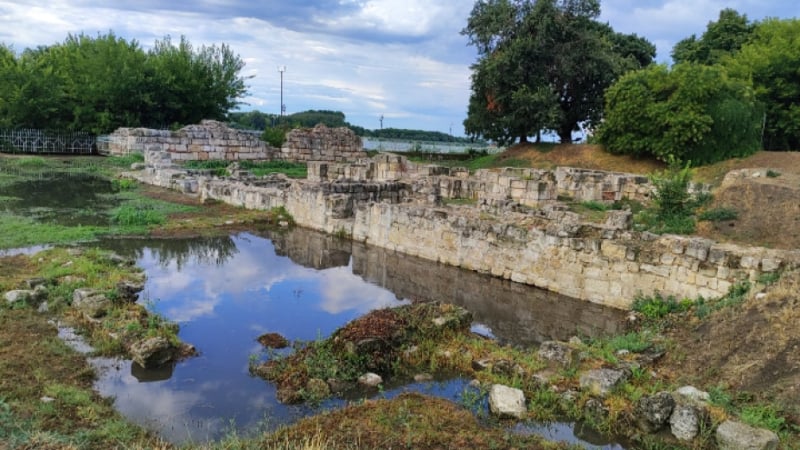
[108,235,239,270]
[93,229,625,445]
[264,228,625,345]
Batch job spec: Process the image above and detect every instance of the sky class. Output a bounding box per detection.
[0,1,797,135]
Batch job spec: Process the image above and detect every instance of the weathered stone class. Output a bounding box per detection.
[413,373,434,382]
[129,337,174,368]
[72,289,111,318]
[538,340,577,367]
[716,420,779,450]
[358,372,383,387]
[116,280,145,302]
[670,404,701,441]
[673,385,710,404]
[5,290,31,305]
[472,359,491,371]
[488,384,526,419]
[25,278,47,288]
[579,368,628,397]
[257,332,289,349]
[634,391,675,433]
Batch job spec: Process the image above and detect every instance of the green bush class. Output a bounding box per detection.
[698,207,738,222]
[632,292,693,320]
[261,127,287,148]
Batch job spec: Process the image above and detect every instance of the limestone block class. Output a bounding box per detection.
[488,384,526,419]
[716,420,779,450]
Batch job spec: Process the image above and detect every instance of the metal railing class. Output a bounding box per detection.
[0,129,96,154]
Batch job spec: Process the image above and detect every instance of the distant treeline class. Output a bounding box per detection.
[0,32,249,135]
[228,110,479,144]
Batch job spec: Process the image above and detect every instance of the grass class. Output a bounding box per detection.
[182,159,308,179]
[698,207,738,222]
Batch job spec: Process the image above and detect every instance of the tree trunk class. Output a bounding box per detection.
[558,128,572,144]
[519,135,528,144]
[536,130,542,143]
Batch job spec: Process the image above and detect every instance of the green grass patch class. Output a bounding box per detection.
[698,207,738,222]
[243,160,307,178]
[442,197,477,206]
[111,202,166,226]
[766,169,781,178]
[105,153,144,168]
[632,292,693,321]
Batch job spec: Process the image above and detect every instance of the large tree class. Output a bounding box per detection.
[597,63,761,165]
[724,18,800,150]
[0,33,250,134]
[462,0,654,145]
[672,8,755,65]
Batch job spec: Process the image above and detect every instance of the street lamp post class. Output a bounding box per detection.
[278,65,286,116]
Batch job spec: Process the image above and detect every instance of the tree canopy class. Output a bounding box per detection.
[723,18,800,150]
[0,32,250,134]
[672,8,755,65]
[597,63,761,165]
[462,0,654,145]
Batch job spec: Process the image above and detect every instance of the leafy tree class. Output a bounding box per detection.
[724,18,800,150]
[145,35,250,129]
[672,9,755,65]
[597,63,761,165]
[462,0,654,145]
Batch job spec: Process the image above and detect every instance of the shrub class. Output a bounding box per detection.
[698,207,738,222]
[261,127,287,148]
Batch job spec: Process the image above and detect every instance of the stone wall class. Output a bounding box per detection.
[263,227,626,345]
[106,120,278,161]
[129,150,800,310]
[281,124,365,163]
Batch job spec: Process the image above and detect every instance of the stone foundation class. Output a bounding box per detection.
[129,150,799,310]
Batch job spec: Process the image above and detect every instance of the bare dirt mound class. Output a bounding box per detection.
[503,143,665,174]
[661,270,800,419]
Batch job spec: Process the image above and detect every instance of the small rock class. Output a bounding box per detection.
[716,419,779,450]
[257,332,289,349]
[538,341,578,367]
[579,368,628,397]
[131,162,146,170]
[116,280,145,302]
[60,275,86,285]
[468,379,482,388]
[358,372,383,387]
[40,396,55,403]
[755,292,768,301]
[37,301,49,313]
[414,373,434,382]
[72,289,110,319]
[568,336,583,345]
[25,278,47,289]
[472,358,491,371]
[670,404,701,441]
[129,336,174,368]
[488,384,526,419]
[278,220,290,228]
[4,290,31,305]
[674,385,710,404]
[634,391,675,433]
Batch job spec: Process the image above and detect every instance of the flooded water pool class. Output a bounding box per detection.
[90,228,627,447]
[1,172,118,226]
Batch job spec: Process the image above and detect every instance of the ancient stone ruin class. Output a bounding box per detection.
[105,121,365,164]
[280,124,365,162]
[128,148,800,310]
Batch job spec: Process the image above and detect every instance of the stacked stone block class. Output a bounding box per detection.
[281,124,365,163]
[106,120,278,161]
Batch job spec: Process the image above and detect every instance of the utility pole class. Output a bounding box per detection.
[278,66,287,116]
[379,114,384,130]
